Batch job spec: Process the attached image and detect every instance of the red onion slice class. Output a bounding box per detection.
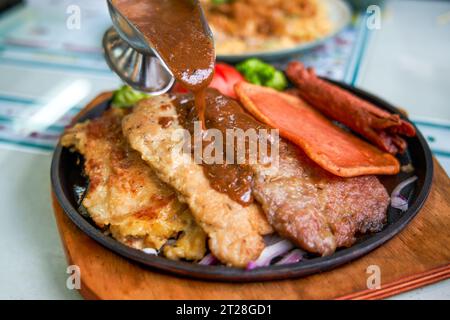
[391,176,417,212]
[275,249,304,265]
[247,239,295,270]
[246,261,258,270]
[198,253,218,265]
[264,234,284,246]
[142,248,157,255]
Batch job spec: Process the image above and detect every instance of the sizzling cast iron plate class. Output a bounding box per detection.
[51,80,433,282]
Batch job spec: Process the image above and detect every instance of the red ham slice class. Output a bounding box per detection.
[234,81,400,177]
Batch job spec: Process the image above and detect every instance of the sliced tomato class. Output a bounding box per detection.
[171,63,244,98]
[210,63,245,98]
[209,70,231,96]
[171,81,189,94]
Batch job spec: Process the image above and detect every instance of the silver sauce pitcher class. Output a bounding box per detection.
[103,0,213,95]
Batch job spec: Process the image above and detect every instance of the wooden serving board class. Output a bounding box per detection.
[51,93,450,300]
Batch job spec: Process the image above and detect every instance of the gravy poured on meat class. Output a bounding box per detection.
[174,90,389,255]
[174,89,275,206]
[112,0,215,125]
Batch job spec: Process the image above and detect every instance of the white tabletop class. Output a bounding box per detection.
[0,0,448,299]
[0,148,79,299]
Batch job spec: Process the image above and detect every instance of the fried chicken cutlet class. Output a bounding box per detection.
[61,108,206,261]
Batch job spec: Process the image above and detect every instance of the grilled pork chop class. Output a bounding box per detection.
[201,89,390,255]
[122,96,272,267]
[61,108,207,260]
[252,141,389,255]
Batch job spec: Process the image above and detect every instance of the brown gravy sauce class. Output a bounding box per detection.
[112,0,215,125]
[158,116,174,128]
[174,89,272,206]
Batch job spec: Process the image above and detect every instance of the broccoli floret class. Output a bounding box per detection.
[266,70,288,91]
[112,85,149,108]
[236,58,287,91]
[211,0,232,4]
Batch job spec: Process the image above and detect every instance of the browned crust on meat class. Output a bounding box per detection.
[61,108,207,260]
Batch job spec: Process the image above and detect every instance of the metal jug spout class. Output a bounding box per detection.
[103,0,175,94]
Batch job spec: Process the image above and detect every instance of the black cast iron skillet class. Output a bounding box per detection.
[51,79,433,282]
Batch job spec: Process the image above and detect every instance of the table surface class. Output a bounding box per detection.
[0,0,449,299]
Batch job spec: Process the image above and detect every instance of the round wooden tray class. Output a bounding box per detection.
[50,93,450,299]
